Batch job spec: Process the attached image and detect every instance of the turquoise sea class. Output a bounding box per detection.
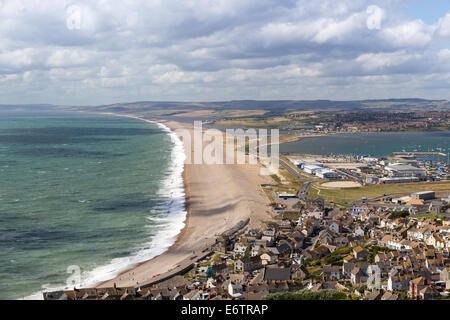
[280,131,450,162]
[0,111,186,300]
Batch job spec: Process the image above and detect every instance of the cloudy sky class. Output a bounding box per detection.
[1,0,450,105]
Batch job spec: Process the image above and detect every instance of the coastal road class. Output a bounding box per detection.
[298,181,312,200]
[279,158,304,180]
[278,158,318,201]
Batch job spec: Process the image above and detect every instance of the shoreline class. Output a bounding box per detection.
[92,112,273,289]
[89,113,191,288]
[22,112,190,299]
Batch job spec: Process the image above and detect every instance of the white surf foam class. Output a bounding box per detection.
[22,115,187,300]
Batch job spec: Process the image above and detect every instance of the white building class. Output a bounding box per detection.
[385,164,426,177]
[303,164,323,175]
[316,169,341,179]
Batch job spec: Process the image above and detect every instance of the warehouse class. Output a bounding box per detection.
[316,169,341,179]
[411,191,435,201]
[385,164,427,177]
[303,164,323,175]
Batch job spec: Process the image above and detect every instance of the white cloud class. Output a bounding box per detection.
[381,20,435,48]
[437,12,450,37]
[0,0,449,104]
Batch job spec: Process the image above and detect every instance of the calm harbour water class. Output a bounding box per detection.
[0,111,186,299]
[280,131,450,162]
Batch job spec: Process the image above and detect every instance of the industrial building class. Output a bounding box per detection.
[303,164,323,175]
[300,162,341,180]
[411,191,436,201]
[385,164,427,178]
[316,169,341,179]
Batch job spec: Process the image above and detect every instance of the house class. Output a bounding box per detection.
[328,222,340,233]
[229,273,248,284]
[276,242,293,257]
[381,291,399,300]
[443,217,450,227]
[291,265,310,280]
[235,256,262,273]
[211,263,228,276]
[262,230,276,237]
[342,262,356,278]
[374,252,391,264]
[250,245,263,257]
[440,267,450,290]
[233,243,250,258]
[364,290,383,300]
[409,276,429,298]
[260,251,277,266]
[334,236,350,248]
[304,245,330,259]
[228,282,244,298]
[354,226,365,237]
[351,267,367,285]
[287,231,305,249]
[419,286,440,300]
[213,236,231,254]
[427,234,446,249]
[353,246,369,261]
[245,229,262,240]
[428,201,443,214]
[183,290,202,300]
[322,265,342,281]
[343,255,357,264]
[262,267,291,282]
[387,274,406,292]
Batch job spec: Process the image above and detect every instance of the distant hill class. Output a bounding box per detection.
[2,99,449,116]
[75,99,450,115]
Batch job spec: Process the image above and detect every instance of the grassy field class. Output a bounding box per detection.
[308,181,450,206]
[278,166,303,190]
[214,117,293,128]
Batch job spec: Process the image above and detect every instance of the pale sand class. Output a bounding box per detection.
[320,181,362,189]
[96,118,273,288]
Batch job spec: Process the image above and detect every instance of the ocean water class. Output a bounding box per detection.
[280,131,450,162]
[0,111,186,300]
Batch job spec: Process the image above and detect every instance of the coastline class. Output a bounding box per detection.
[22,113,190,299]
[93,113,273,289]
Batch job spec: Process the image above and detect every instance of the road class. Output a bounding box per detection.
[279,158,306,181]
[278,158,322,204]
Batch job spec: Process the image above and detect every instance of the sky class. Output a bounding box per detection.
[1,0,450,106]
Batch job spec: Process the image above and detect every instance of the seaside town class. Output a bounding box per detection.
[4,1,450,313]
[45,152,450,301]
[283,110,450,134]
